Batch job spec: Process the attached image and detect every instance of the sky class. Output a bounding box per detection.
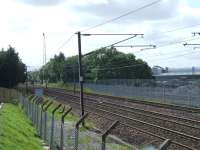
[0,0,200,70]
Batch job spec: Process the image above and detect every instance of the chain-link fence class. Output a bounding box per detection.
[18,94,136,150]
[0,87,19,103]
[82,79,200,107]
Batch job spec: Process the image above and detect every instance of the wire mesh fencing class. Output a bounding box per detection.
[82,79,200,107]
[18,94,134,150]
[0,87,20,103]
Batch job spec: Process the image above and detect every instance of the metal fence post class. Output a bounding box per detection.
[37,98,44,131]
[32,97,39,125]
[158,139,171,150]
[35,98,43,130]
[31,96,38,121]
[50,104,62,150]
[35,98,40,129]
[60,107,72,150]
[29,96,37,121]
[22,95,25,108]
[43,101,53,142]
[101,121,119,150]
[29,97,34,118]
[163,84,165,103]
[188,92,191,106]
[74,113,88,150]
[40,100,49,137]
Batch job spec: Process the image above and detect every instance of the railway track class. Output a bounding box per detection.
[48,87,200,114]
[43,88,200,150]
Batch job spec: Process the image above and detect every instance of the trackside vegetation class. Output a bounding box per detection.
[29,47,153,84]
[0,104,43,150]
[0,46,26,88]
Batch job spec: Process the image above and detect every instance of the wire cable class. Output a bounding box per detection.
[145,48,200,63]
[157,37,200,48]
[90,63,148,71]
[160,23,200,34]
[54,33,75,53]
[83,34,142,56]
[80,0,162,32]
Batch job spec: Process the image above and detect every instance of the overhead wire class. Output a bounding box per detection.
[147,50,200,63]
[90,63,148,71]
[52,0,163,55]
[54,33,75,53]
[160,23,200,34]
[134,36,200,55]
[47,0,200,72]
[83,34,143,56]
[80,0,163,32]
[157,37,200,48]
[52,0,200,57]
[63,62,148,71]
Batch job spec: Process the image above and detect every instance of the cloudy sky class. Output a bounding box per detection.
[0,0,200,69]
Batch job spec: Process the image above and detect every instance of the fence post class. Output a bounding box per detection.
[40,100,49,137]
[158,139,171,150]
[29,96,37,121]
[188,92,191,106]
[101,121,119,150]
[35,98,43,130]
[50,104,62,150]
[60,107,72,150]
[32,97,39,125]
[42,101,53,142]
[28,95,36,119]
[25,97,29,115]
[22,95,25,108]
[74,113,88,150]
[163,84,165,103]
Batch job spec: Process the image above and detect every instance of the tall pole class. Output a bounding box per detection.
[25,66,28,94]
[43,33,47,88]
[73,64,76,95]
[77,32,85,117]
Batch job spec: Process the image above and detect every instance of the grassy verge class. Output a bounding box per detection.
[0,103,43,150]
[36,82,94,93]
[39,96,134,150]
[40,96,95,131]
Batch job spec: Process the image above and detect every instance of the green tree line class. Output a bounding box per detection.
[0,46,26,88]
[30,47,153,83]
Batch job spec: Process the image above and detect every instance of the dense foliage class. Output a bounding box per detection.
[30,47,153,83]
[83,47,152,80]
[0,46,26,88]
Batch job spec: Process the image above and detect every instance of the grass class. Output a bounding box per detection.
[31,96,95,131]
[0,103,43,150]
[37,82,94,93]
[0,87,19,104]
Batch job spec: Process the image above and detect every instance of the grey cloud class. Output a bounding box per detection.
[72,0,181,24]
[19,0,65,6]
[144,14,200,43]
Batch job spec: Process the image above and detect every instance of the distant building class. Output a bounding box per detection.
[152,66,166,75]
[152,66,200,80]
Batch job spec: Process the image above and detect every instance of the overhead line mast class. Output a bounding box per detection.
[76,32,149,119]
[43,33,47,87]
[183,32,200,49]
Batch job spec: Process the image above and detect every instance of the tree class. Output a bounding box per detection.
[62,55,79,83]
[39,52,66,83]
[83,47,153,80]
[36,47,153,83]
[0,46,26,88]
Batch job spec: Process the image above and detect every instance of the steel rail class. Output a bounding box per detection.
[47,87,200,113]
[45,91,200,140]
[45,92,198,150]
[47,89,200,126]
